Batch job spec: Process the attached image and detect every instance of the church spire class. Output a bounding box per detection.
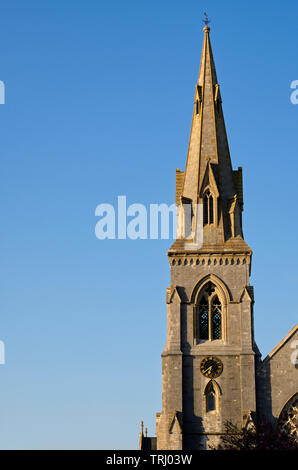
[183,23,233,206]
[172,23,249,252]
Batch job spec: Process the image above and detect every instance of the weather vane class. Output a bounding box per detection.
[203,12,211,26]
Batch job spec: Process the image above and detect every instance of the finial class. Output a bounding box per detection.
[203,12,211,32]
[203,12,210,26]
[145,428,148,437]
[140,420,144,435]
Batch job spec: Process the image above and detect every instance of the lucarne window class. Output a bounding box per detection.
[197,282,222,341]
[196,85,202,115]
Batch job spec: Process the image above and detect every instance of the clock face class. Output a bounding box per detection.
[200,356,223,378]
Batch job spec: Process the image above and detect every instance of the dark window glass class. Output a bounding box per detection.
[203,195,208,225]
[209,195,214,224]
[206,384,216,411]
[211,296,222,339]
[212,310,221,339]
[199,301,209,340]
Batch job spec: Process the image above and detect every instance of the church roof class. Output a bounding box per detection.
[262,324,298,364]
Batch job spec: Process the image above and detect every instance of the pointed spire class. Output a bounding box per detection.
[182,23,233,205]
[170,23,251,253]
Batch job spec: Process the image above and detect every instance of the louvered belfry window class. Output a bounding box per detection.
[197,282,222,340]
[203,190,214,225]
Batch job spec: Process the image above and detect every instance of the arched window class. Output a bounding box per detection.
[204,380,221,413]
[197,282,222,341]
[203,190,214,225]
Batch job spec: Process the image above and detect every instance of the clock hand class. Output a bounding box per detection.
[204,366,212,374]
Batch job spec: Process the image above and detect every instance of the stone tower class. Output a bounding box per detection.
[155,23,259,450]
[139,22,298,452]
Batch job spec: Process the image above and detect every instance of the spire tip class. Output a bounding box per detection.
[203,12,211,32]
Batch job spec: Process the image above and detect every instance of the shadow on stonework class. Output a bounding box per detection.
[182,354,207,450]
[256,357,277,427]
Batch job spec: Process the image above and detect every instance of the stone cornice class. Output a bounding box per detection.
[169,254,251,267]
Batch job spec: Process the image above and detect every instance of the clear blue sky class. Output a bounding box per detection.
[0,0,297,449]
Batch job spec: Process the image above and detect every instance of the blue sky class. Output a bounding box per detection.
[0,0,297,449]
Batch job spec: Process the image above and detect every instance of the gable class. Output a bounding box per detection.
[199,161,219,199]
[262,324,298,365]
